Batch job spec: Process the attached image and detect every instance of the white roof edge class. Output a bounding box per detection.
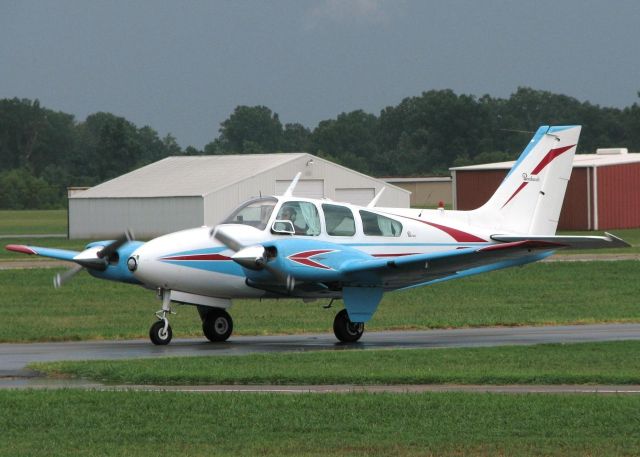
[207,152,410,196]
[200,153,309,198]
[70,152,411,199]
[70,153,309,199]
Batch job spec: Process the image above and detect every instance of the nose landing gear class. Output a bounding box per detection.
[150,288,175,345]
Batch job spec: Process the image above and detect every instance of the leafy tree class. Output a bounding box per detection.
[0,168,59,209]
[216,106,284,153]
[281,123,311,152]
[310,110,378,174]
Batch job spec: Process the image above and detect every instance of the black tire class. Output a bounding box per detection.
[333,309,364,343]
[202,309,233,342]
[149,320,172,345]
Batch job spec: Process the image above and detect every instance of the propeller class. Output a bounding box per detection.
[53,264,83,288]
[54,230,134,289]
[96,229,134,260]
[212,227,295,292]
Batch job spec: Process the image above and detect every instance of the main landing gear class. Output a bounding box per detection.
[333,309,364,343]
[149,289,235,345]
[201,308,233,342]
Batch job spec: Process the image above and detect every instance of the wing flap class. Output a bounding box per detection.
[340,241,560,289]
[490,232,630,249]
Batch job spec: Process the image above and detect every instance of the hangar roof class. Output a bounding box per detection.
[71,153,311,198]
[450,152,640,172]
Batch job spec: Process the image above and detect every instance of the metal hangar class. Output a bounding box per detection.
[68,153,410,239]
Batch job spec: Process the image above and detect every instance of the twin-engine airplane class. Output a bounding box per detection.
[6,125,629,345]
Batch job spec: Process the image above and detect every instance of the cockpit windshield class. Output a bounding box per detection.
[222,197,277,230]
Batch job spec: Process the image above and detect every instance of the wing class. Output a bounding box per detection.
[5,244,80,262]
[339,240,563,290]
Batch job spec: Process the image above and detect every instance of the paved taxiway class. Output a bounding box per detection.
[2,323,640,379]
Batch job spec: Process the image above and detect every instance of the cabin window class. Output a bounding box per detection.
[323,204,356,236]
[275,201,321,236]
[222,197,277,230]
[359,210,402,237]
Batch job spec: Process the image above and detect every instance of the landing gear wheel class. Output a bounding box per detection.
[202,309,233,342]
[333,309,364,343]
[149,320,172,345]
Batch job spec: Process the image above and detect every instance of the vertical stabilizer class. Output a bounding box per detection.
[471,125,581,235]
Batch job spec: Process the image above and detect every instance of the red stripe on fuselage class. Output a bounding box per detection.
[387,214,486,243]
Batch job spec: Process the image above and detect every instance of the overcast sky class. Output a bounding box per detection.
[2,0,639,148]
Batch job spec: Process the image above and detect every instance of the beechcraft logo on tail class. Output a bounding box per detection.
[502,143,576,208]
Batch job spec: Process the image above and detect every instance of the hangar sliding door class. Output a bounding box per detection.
[275,179,324,198]
[335,188,375,206]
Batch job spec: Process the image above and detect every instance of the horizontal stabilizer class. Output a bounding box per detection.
[490,232,630,250]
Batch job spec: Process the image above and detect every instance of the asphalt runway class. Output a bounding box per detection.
[3,323,640,380]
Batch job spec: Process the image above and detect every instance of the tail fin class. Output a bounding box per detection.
[471,125,581,235]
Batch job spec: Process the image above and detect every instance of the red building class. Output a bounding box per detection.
[451,149,640,231]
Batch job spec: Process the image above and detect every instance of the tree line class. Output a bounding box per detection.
[1,87,639,209]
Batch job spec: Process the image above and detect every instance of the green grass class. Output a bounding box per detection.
[0,209,67,235]
[2,390,639,456]
[32,341,640,386]
[1,260,639,342]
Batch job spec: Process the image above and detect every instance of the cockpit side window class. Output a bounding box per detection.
[275,201,321,236]
[222,197,277,230]
[322,204,356,236]
[359,210,402,237]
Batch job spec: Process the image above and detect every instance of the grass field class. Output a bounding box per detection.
[2,390,639,456]
[32,340,640,385]
[0,209,67,235]
[2,260,639,342]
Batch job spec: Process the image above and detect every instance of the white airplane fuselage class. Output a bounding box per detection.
[130,198,502,300]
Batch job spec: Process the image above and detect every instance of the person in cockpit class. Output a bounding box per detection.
[280,205,308,235]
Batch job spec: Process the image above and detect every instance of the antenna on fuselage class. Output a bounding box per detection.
[283,172,302,197]
[366,187,385,208]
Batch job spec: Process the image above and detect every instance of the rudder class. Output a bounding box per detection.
[471,125,581,235]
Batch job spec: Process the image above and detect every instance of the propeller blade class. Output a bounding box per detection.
[263,263,295,293]
[213,227,245,252]
[213,227,295,292]
[53,264,84,289]
[97,229,134,259]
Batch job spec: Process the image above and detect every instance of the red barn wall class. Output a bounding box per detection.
[455,170,505,210]
[455,169,590,230]
[558,168,589,230]
[597,163,640,229]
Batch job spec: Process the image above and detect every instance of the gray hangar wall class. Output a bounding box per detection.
[69,197,203,239]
